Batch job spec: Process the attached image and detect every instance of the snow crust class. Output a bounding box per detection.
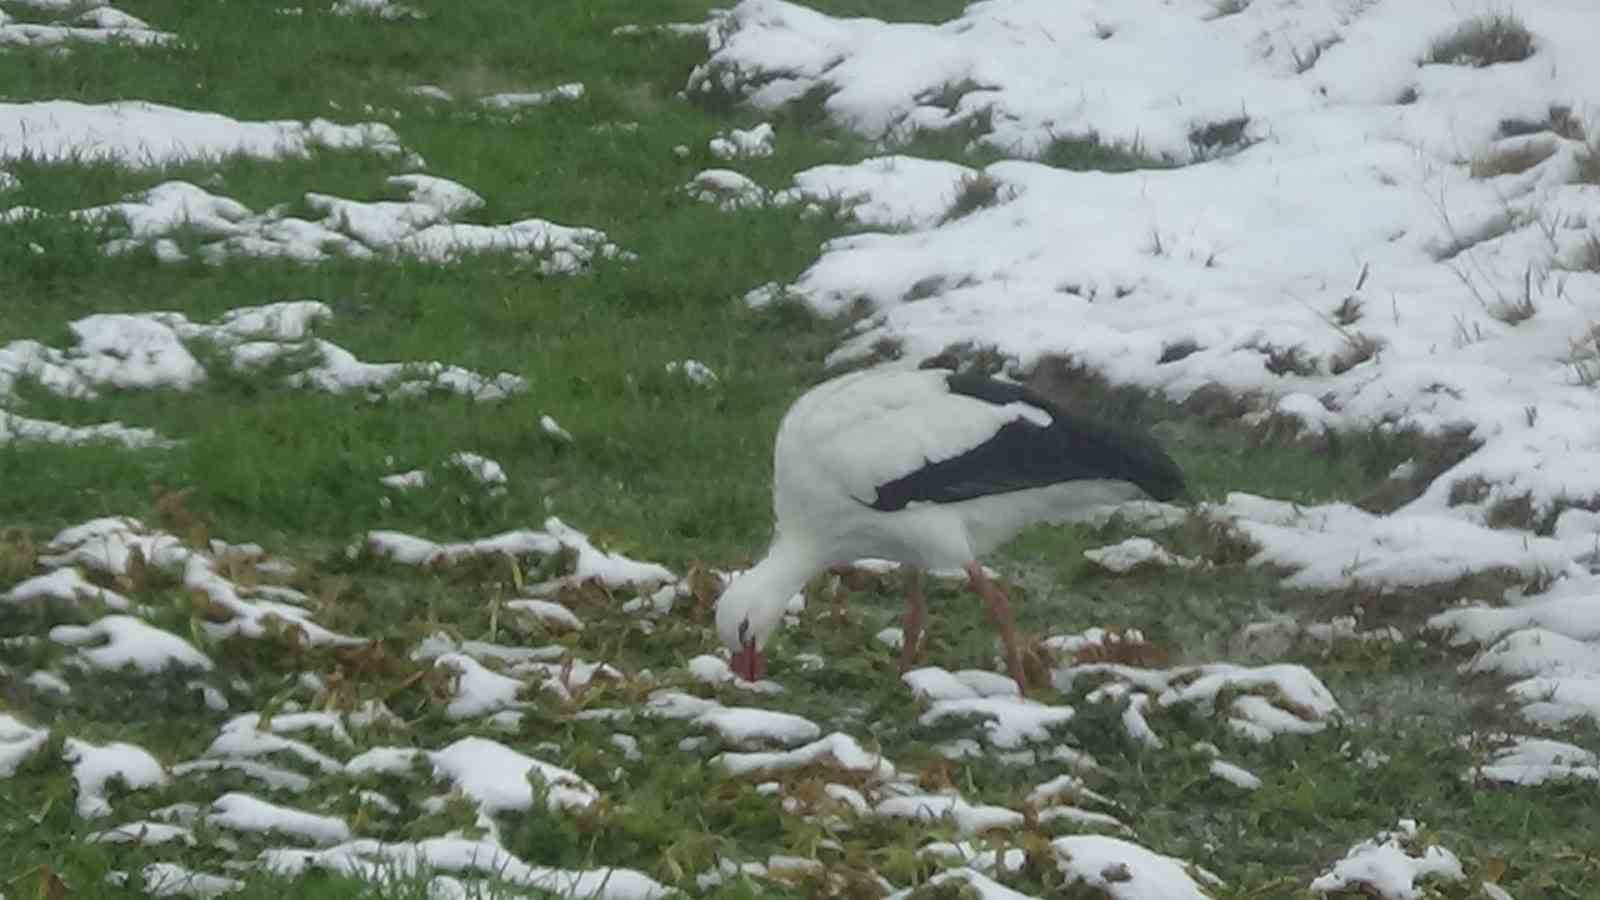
[1,101,404,164]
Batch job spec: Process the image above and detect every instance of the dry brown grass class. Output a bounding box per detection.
[0,527,39,585]
[1329,332,1385,374]
[942,173,1010,222]
[1470,140,1556,179]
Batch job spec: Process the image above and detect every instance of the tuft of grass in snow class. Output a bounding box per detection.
[1040,134,1171,172]
[1470,140,1557,179]
[1187,116,1253,159]
[1425,14,1536,68]
[940,173,1010,222]
[1205,0,1250,21]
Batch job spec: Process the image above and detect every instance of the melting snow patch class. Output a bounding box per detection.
[1310,819,1465,899]
[695,706,821,749]
[1084,537,1199,574]
[209,792,351,846]
[0,100,405,164]
[1471,736,1600,786]
[3,567,130,610]
[686,168,768,210]
[666,359,719,386]
[1054,835,1220,899]
[88,822,196,846]
[430,737,599,815]
[2,301,526,445]
[433,653,525,720]
[51,615,213,673]
[65,738,168,818]
[0,714,49,777]
[919,695,1074,750]
[479,83,585,110]
[262,837,671,899]
[139,863,243,899]
[876,792,1023,835]
[331,0,423,20]
[714,732,897,781]
[709,122,774,159]
[0,8,174,47]
[11,175,630,271]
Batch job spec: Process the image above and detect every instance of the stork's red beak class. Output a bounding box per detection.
[730,638,766,681]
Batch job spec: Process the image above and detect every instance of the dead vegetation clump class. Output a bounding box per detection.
[1356,425,1481,514]
[1069,631,1172,669]
[1329,332,1385,374]
[941,173,1011,223]
[1447,475,1492,507]
[1205,0,1250,20]
[1257,342,1319,377]
[1158,339,1201,364]
[1188,116,1252,158]
[1291,36,1341,74]
[1332,294,1364,327]
[1425,15,1535,68]
[1578,148,1600,185]
[917,340,1009,377]
[0,527,39,585]
[1497,105,1584,141]
[1469,140,1557,179]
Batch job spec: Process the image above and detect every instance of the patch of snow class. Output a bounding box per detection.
[331,0,423,20]
[0,714,49,777]
[1471,736,1600,786]
[714,732,897,781]
[876,792,1023,835]
[0,101,405,164]
[539,414,573,442]
[140,863,243,899]
[261,837,670,899]
[1310,819,1465,899]
[65,737,168,818]
[1054,834,1219,899]
[433,653,525,720]
[709,122,774,160]
[506,598,583,631]
[665,359,719,386]
[1210,759,1262,790]
[695,706,821,748]
[88,822,196,846]
[50,614,213,673]
[480,83,585,110]
[1084,537,1199,574]
[3,567,130,609]
[209,793,351,846]
[919,694,1075,749]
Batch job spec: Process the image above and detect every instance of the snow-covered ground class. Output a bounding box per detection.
[6,0,1600,897]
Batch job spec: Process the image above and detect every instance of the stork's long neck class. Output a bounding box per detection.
[730,530,824,642]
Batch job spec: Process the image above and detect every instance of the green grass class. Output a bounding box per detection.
[3,1,1599,898]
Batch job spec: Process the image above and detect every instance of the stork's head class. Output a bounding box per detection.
[714,573,784,682]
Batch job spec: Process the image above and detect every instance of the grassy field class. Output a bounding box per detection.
[3,2,1599,898]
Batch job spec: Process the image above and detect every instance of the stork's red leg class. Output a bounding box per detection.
[963,561,1028,693]
[899,568,926,673]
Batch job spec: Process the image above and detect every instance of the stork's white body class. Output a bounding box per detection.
[773,370,1145,570]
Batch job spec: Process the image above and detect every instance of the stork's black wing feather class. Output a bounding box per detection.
[866,373,1184,512]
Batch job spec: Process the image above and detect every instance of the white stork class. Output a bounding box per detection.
[715,367,1185,692]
